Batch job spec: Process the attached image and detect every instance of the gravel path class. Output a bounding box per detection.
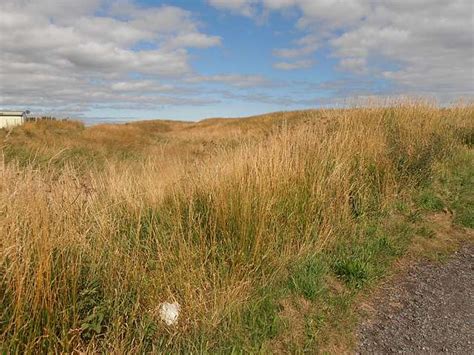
[357,244,474,354]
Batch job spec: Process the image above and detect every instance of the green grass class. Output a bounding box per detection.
[442,150,474,228]
[411,148,473,228]
[288,255,327,300]
[416,189,445,212]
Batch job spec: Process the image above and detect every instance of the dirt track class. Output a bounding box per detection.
[357,244,474,354]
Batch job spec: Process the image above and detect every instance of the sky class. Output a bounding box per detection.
[0,0,473,124]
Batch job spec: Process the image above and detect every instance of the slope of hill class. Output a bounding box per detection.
[1,103,473,352]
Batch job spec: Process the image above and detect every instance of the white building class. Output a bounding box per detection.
[0,111,29,129]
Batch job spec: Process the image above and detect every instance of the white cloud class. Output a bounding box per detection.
[273,35,319,59]
[185,74,273,88]
[329,0,474,97]
[262,0,296,10]
[0,0,228,114]
[2,0,472,118]
[338,57,367,74]
[110,81,174,92]
[292,0,368,28]
[11,0,102,19]
[210,0,474,100]
[273,59,314,70]
[272,33,319,69]
[207,0,258,16]
[72,17,152,46]
[166,33,221,49]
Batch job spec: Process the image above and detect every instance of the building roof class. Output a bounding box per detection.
[0,111,28,116]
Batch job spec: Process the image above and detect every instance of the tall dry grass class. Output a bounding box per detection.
[1,102,472,352]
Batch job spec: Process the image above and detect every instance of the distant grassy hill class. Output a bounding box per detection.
[0,110,320,169]
[1,103,473,353]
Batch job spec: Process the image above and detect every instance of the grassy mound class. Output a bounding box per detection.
[1,102,473,352]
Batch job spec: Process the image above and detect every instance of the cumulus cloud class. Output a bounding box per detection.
[2,0,472,118]
[210,0,474,100]
[0,0,229,115]
[329,0,474,98]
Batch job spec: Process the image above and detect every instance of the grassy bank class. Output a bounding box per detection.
[1,103,472,352]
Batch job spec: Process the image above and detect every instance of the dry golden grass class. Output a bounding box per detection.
[1,101,473,352]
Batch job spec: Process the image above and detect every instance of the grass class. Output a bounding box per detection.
[0,101,473,353]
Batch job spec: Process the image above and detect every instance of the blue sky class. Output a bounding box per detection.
[1,0,472,123]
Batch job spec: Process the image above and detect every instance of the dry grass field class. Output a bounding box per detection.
[1,102,473,352]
